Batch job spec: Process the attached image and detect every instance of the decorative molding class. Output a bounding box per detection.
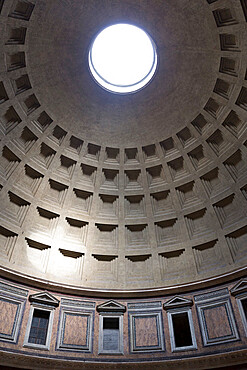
[163,296,193,310]
[194,288,229,303]
[29,291,59,308]
[61,299,95,310]
[0,265,246,299]
[0,281,28,298]
[230,279,247,296]
[96,300,126,313]
[0,348,246,369]
[127,301,162,311]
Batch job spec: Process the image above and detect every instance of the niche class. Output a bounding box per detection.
[97,300,126,354]
[241,298,247,322]
[103,317,119,352]
[164,297,197,352]
[172,312,193,348]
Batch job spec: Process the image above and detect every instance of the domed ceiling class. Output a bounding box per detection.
[28,0,219,146]
[0,0,247,295]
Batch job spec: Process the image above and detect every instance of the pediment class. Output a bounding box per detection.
[29,291,60,307]
[163,296,193,310]
[230,279,247,296]
[97,300,126,313]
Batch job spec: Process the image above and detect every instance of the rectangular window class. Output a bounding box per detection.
[167,309,197,351]
[172,312,193,348]
[98,314,124,354]
[237,296,247,336]
[103,317,119,351]
[241,298,247,320]
[28,309,50,345]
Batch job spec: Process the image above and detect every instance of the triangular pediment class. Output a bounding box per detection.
[163,296,193,310]
[97,300,126,313]
[29,291,60,307]
[230,279,247,296]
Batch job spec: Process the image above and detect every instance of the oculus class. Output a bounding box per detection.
[88,24,157,94]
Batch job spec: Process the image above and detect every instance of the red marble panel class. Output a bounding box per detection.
[63,314,88,346]
[135,316,158,347]
[0,299,17,335]
[204,305,232,339]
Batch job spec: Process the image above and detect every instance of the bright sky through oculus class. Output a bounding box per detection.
[89,24,157,94]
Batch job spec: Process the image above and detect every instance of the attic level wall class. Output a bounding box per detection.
[0,276,246,369]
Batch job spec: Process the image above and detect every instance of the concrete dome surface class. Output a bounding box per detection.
[0,0,246,293]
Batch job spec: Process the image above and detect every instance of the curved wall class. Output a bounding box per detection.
[0,276,246,369]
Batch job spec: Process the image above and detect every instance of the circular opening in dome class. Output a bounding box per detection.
[88,24,157,94]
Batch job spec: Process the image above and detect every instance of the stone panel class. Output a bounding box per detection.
[134,316,159,347]
[57,303,94,352]
[195,290,239,346]
[204,305,233,340]
[0,293,26,343]
[63,314,89,346]
[0,299,18,336]
[128,310,165,353]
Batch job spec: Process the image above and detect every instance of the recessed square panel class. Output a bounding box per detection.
[196,297,239,346]
[0,295,25,343]
[57,308,93,352]
[129,311,165,352]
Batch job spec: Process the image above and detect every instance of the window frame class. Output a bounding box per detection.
[23,303,55,350]
[98,312,124,355]
[236,293,247,337]
[167,307,197,352]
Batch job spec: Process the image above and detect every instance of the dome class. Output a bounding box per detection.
[0,0,247,368]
